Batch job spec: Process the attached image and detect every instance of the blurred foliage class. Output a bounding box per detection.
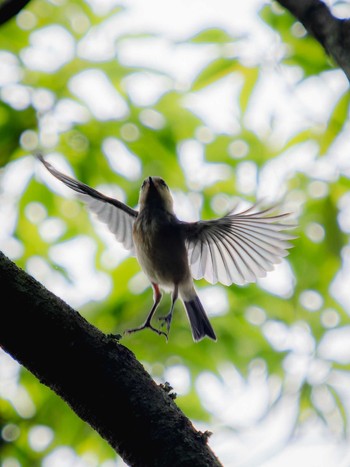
[0,0,350,465]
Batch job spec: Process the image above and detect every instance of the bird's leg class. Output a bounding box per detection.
[159,285,178,336]
[124,283,167,338]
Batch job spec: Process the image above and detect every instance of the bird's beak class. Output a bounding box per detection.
[148,176,153,186]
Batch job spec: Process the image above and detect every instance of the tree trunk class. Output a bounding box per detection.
[276,0,350,81]
[0,251,222,467]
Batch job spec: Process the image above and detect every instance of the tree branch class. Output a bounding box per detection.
[275,0,350,81]
[0,0,32,26]
[0,251,222,467]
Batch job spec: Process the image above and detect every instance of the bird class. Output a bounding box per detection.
[37,154,296,342]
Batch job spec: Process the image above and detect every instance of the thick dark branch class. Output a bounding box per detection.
[0,251,222,467]
[0,0,32,25]
[276,0,350,81]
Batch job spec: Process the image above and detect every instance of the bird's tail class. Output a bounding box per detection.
[184,295,216,342]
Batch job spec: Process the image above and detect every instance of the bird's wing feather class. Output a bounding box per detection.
[38,155,138,252]
[182,204,296,286]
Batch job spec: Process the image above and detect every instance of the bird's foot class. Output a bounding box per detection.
[158,313,172,335]
[124,321,168,339]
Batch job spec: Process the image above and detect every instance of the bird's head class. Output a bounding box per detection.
[139,176,174,213]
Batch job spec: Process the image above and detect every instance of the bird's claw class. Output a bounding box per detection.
[124,321,168,339]
[158,314,172,335]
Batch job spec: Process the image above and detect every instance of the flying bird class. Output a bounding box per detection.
[37,155,296,342]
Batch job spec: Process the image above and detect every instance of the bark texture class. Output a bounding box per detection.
[0,0,32,25]
[276,0,350,80]
[0,251,222,467]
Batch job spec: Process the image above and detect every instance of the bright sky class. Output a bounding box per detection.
[1,0,350,466]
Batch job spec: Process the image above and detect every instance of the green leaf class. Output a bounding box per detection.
[0,103,37,167]
[184,27,235,44]
[191,57,238,91]
[318,91,350,155]
[327,384,347,435]
[239,66,259,115]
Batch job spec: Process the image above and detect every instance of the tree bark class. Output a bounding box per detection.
[275,0,350,81]
[0,0,32,25]
[0,251,222,467]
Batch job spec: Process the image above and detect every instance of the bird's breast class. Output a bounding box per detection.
[132,211,190,286]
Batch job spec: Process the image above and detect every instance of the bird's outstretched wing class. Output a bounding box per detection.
[182,204,296,286]
[37,155,138,252]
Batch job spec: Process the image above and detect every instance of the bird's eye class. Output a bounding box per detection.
[141,180,146,189]
[159,179,167,188]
